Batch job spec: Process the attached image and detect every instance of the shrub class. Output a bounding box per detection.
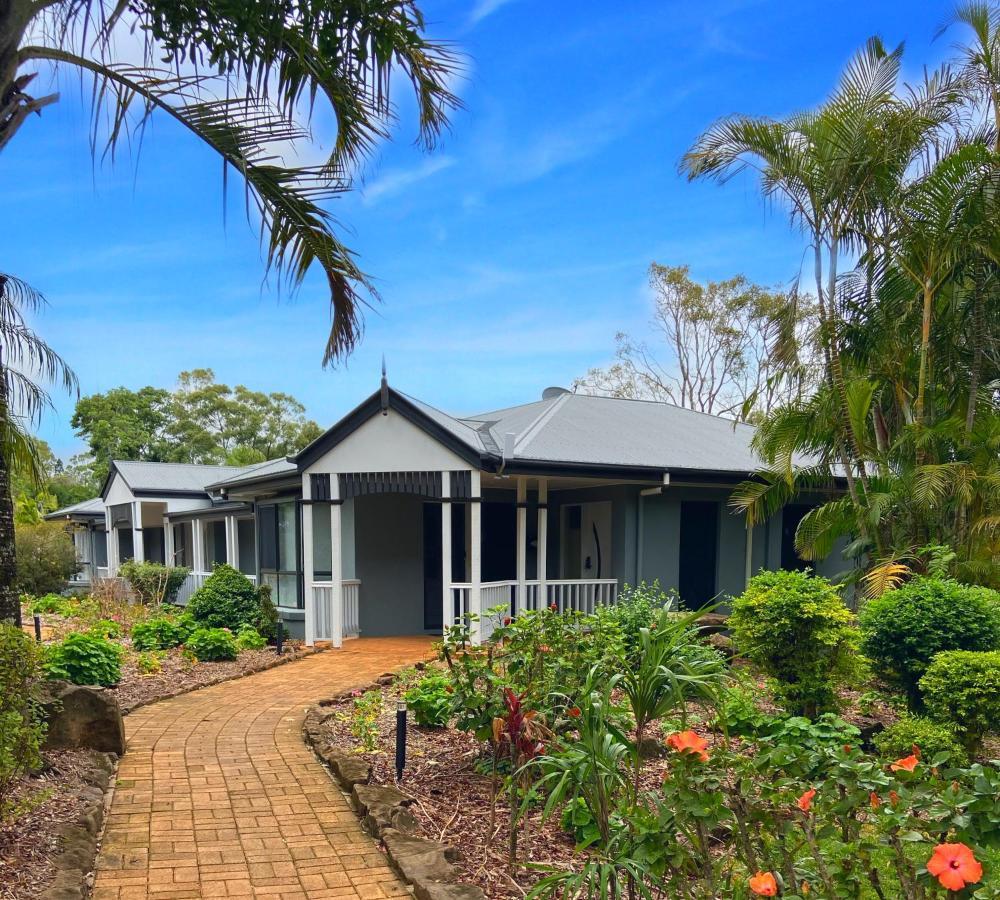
[27,593,75,617]
[0,625,45,822]
[729,569,859,717]
[873,716,967,767]
[594,581,676,664]
[131,617,187,651]
[235,626,266,651]
[135,651,163,675]
[118,561,190,605]
[919,651,1000,756]
[87,619,122,640]
[185,627,238,662]
[351,689,383,751]
[44,633,122,686]
[188,565,277,639]
[859,577,1000,709]
[14,522,80,596]
[405,671,452,728]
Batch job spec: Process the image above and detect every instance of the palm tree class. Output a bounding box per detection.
[0,274,77,625]
[1,0,461,365]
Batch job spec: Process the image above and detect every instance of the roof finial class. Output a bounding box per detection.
[380,355,389,416]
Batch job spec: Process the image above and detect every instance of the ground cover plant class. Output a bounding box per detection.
[317,572,1000,899]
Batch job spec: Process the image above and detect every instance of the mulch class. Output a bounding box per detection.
[0,750,95,899]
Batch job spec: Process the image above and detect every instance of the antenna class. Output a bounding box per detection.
[380,356,389,416]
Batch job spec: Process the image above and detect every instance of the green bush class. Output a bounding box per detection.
[131,617,187,651]
[594,581,676,664]
[14,522,80,596]
[187,565,277,640]
[87,619,121,640]
[44,633,122,686]
[28,593,75,617]
[185,627,239,662]
[729,569,859,718]
[235,626,266,651]
[0,625,45,822]
[118,560,190,605]
[873,716,967,767]
[405,671,452,728]
[859,578,1000,710]
[919,650,1000,756]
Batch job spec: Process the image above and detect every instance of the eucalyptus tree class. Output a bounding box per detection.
[1,0,461,364]
[0,274,76,625]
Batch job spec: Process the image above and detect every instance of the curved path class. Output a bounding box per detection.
[92,637,436,899]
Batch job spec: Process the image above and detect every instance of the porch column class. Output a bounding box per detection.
[192,518,204,582]
[470,471,482,643]
[537,479,548,609]
[164,517,174,567]
[225,515,238,569]
[441,472,452,634]
[330,477,344,649]
[105,508,116,576]
[515,477,527,614]
[301,479,315,647]
[131,501,144,563]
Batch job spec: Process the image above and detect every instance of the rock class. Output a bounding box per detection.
[637,737,664,759]
[696,613,729,635]
[382,829,459,885]
[416,883,486,900]
[324,749,372,790]
[36,681,125,755]
[353,784,418,835]
[377,672,396,685]
[706,633,736,660]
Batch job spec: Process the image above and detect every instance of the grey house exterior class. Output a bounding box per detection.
[48,381,842,644]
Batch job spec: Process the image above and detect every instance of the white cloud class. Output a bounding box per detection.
[468,0,517,27]
[361,156,456,205]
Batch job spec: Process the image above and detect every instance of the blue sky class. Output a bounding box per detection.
[2,0,953,460]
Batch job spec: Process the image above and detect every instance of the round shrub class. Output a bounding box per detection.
[187,564,277,640]
[873,716,967,767]
[404,672,452,728]
[859,578,1000,710]
[919,651,1000,756]
[186,627,239,662]
[235,626,266,651]
[131,617,186,652]
[44,633,123,686]
[118,560,191,605]
[29,593,75,617]
[729,569,859,718]
[87,619,122,640]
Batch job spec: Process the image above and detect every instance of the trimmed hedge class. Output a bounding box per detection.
[919,650,1000,756]
[187,564,278,640]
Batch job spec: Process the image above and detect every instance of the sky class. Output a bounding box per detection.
[1,0,957,460]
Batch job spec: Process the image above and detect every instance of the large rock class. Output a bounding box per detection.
[36,680,126,755]
[353,783,419,835]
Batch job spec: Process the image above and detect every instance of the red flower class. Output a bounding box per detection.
[889,790,900,806]
[538,644,552,653]
[503,616,512,626]
[891,754,919,772]
[870,792,881,809]
[749,872,778,896]
[549,603,558,611]
[843,744,852,753]
[796,788,816,813]
[926,843,983,892]
[666,730,709,762]
[567,706,581,718]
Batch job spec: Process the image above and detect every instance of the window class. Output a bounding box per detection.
[171,523,193,567]
[313,507,332,578]
[237,519,256,576]
[94,530,108,568]
[203,520,227,568]
[258,501,301,607]
[117,528,134,563]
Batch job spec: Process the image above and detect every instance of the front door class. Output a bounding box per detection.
[422,503,466,631]
[678,501,719,608]
[561,501,613,578]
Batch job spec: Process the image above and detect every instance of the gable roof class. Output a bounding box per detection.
[204,457,298,491]
[102,460,249,499]
[45,496,106,520]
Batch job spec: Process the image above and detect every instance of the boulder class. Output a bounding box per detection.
[706,633,736,660]
[353,783,419,835]
[325,749,372,790]
[36,680,126,755]
[695,613,729,635]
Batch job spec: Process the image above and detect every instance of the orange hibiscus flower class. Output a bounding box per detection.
[749,871,778,896]
[796,788,816,812]
[926,843,983,892]
[891,754,919,772]
[870,792,881,809]
[666,730,709,762]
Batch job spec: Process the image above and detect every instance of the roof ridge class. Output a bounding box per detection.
[113,459,246,470]
[512,393,570,456]
[567,392,756,429]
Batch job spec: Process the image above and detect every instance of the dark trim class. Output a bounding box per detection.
[210,473,300,493]
[501,459,668,481]
[301,498,344,505]
[293,387,492,470]
[515,501,530,509]
[132,488,212,499]
[536,503,549,510]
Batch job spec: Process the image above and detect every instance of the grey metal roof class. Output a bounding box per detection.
[205,457,297,490]
[398,392,489,453]
[45,497,106,520]
[112,460,249,494]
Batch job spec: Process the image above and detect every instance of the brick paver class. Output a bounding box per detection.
[92,636,436,899]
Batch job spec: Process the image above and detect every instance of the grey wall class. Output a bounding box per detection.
[354,493,426,636]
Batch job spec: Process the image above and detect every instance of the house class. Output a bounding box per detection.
[47,379,842,644]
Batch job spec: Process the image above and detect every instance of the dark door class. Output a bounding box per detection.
[117,528,135,563]
[482,502,516,582]
[781,504,813,571]
[423,503,466,630]
[678,501,719,608]
[143,527,166,564]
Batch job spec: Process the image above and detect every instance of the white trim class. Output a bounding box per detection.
[331,477,344,648]
[132,501,144,563]
[441,472,452,635]
[469,470,482,643]
[302,480,315,646]
[537,478,548,604]
[516,477,527,614]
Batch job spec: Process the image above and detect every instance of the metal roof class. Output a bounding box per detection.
[204,457,297,490]
[45,497,106,520]
[109,460,248,495]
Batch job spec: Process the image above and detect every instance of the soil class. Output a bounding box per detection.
[0,750,95,899]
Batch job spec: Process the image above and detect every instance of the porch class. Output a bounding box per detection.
[303,470,627,647]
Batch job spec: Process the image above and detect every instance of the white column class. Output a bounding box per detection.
[441,472,452,634]
[537,479,548,608]
[515,477,527,614]
[164,517,174,567]
[302,482,315,647]
[470,471,482,643]
[192,518,204,581]
[105,508,116,576]
[331,478,344,648]
[225,515,238,568]
[131,501,144,563]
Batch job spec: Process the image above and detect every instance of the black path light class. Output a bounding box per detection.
[395,699,408,781]
[275,620,284,655]
[33,614,42,642]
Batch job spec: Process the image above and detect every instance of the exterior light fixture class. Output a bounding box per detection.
[396,699,407,781]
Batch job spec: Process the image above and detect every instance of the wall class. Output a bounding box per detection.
[353,493,426,636]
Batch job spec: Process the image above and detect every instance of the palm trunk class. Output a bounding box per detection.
[965,286,984,436]
[915,279,933,430]
[0,368,19,626]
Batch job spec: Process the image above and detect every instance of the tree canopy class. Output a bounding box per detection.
[71,369,323,481]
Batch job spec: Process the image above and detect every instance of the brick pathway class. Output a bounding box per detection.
[92,636,436,899]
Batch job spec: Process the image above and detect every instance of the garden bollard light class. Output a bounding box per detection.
[33,614,42,642]
[396,699,407,781]
[275,621,283,655]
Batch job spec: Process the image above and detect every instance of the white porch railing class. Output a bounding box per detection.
[310,580,362,644]
[545,579,618,615]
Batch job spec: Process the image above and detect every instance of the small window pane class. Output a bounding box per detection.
[313,507,332,578]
